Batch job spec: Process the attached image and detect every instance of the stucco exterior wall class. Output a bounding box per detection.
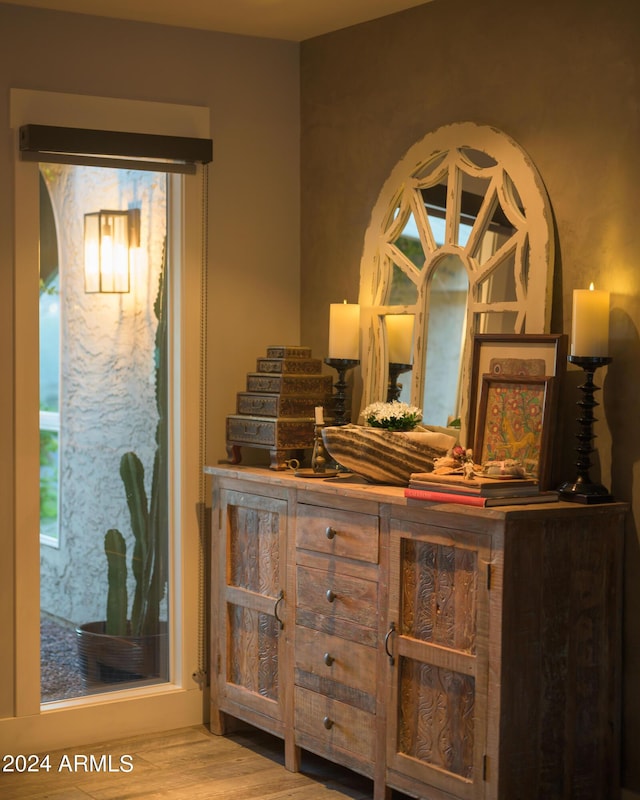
[40,165,165,625]
[300,0,640,788]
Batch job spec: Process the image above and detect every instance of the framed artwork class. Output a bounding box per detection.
[467,333,567,451]
[474,374,556,489]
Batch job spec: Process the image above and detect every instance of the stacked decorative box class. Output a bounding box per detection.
[226,346,333,470]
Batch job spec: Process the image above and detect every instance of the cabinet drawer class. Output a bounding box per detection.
[294,686,375,762]
[296,564,377,628]
[295,625,376,698]
[296,503,379,563]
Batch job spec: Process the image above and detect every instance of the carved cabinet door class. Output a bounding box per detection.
[386,516,492,800]
[213,488,288,735]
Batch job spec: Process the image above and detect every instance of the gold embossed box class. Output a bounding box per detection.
[226,346,332,470]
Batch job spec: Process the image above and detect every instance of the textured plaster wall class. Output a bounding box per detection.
[300,0,640,788]
[40,165,165,626]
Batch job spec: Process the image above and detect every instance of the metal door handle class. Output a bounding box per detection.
[274,589,284,630]
[385,621,396,665]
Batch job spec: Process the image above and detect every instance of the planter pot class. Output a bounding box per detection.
[322,424,457,485]
[76,621,168,688]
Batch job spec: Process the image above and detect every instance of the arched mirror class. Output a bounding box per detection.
[358,122,554,444]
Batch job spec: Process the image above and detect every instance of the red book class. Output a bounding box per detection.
[404,487,559,507]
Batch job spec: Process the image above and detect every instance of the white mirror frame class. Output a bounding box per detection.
[358,122,555,445]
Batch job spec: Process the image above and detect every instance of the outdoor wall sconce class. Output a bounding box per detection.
[84,208,140,293]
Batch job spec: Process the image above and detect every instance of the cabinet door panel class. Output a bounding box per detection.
[228,604,279,700]
[387,518,491,800]
[228,502,280,595]
[401,539,478,653]
[398,658,475,779]
[215,489,288,730]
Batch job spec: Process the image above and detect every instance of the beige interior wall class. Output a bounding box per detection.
[2,0,639,784]
[0,2,299,720]
[300,0,640,789]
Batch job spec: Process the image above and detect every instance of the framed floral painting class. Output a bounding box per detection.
[467,334,567,462]
[474,374,556,489]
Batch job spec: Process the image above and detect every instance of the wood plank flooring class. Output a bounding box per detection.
[1,724,409,799]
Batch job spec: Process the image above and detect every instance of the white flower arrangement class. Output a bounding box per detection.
[361,400,423,432]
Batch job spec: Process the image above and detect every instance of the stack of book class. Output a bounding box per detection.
[404,471,559,507]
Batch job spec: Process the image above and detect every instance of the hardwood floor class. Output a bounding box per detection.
[1,725,408,799]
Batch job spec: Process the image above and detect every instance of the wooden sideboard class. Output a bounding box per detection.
[206,465,625,800]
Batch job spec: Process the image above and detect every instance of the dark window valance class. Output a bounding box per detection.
[19,124,212,174]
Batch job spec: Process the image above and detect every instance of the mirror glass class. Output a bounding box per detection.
[358,123,554,444]
[423,254,468,426]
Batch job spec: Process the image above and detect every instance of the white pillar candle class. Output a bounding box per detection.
[314,406,324,425]
[386,314,414,364]
[571,283,610,357]
[328,301,360,360]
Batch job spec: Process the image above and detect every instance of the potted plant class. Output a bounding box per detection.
[76,451,168,686]
[76,251,168,688]
[361,400,423,431]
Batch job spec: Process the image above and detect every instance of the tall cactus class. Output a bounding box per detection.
[104,242,168,638]
[105,528,127,636]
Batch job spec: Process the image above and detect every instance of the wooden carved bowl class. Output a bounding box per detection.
[321,424,457,486]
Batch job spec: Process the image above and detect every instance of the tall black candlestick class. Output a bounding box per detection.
[324,358,359,426]
[558,355,613,503]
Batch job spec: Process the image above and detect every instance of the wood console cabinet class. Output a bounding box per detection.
[207,465,625,800]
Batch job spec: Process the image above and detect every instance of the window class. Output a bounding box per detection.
[39,162,170,700]
[8,89,209,745]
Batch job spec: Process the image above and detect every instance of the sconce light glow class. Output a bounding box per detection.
[84,209,140,294]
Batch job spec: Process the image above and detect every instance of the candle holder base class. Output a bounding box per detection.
[558,354,614,504]
[557,479,614,504]
[387,362,412,402]
[294,467,340,479]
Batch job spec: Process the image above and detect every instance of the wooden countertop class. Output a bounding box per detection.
[205,463,627,521]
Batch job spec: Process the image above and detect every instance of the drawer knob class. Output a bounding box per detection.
[326,589,337,603]
[323,716,334,730]
[325,526,337,539]
[323,652,334,667]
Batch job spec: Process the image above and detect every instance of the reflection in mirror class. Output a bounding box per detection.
[389,261,419,305]
[423,255,468,426]
[386,314,414,364]
[359,123,554,444]
[385,313,414,402]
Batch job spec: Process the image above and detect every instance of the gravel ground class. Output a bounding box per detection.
[40,614,85,702]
